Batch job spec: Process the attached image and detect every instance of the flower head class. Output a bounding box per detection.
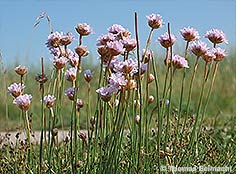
[13,94,32,111]
[75,45,89,57]
[8,83,25,97]
[157,32,177,48]
[15,65,28,76]
[96,87,116,102]
[109,73,128,90]
[59,32,75,46]
[65,67,77,82]
[52,57,68,69]
[75,23,92,36]
[172,55,189,69]
[123,38,137,52]
[83,69,92,83]
[180,27,199,42]
[65,87,76,101]
[106,40,123,56]
[204,29,228,44]
[44,95,56,108]
[97,33,115,46]
[213,47,227,61]
[108,24,126,34]
[46,32,62,48]
[202,50,216,62]
[146,14,163,29]
[190,41,209,57]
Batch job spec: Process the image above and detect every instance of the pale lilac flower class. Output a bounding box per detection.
[65,87,76,100]
[69,54,79,67]
[109,73,128,90]
[146,14,163,29]
[123,38,137,52]
[59,32,75,46]
[65,67,77,82]
[52,57,68,69]
[113,59,137,74]
[46,32,62,48]
[180,27,199,42]
[106,40,123,56]
[157,32,177,48]
[213,47,227,61]
[97,33,115,46]
[13,94,32,111]
[172,55,189,69]
[15,65,28,76]
[96,86,116,102]
[204,29,228,44]
[75,23,92,36]
[8,83,25,98]
[108,24,126,34]
[190,41,209,57]
[83,69,92,83]
[202,50,216,62]
[44,95,56,108]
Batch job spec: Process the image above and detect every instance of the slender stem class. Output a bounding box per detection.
[142,28,154,62]
[180,56,200,143]
[189,62,208,148]
[25,111,32,168]
[164,23,173,149]
[134,12,142,173]
[39,57,45,174]
[197,61,220,139]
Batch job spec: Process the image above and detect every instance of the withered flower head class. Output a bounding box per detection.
[75,45,89,57]
[15,65,28,76]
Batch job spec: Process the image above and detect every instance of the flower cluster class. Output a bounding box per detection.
[97,24,137,64]
[8,65,32,111]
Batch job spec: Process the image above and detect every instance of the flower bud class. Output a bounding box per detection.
[148,74,155,84]
[148,95,154,104]
[135,115,140,124]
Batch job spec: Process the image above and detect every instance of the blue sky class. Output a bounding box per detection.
[0,0,235,67]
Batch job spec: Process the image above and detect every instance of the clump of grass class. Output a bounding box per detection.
[0,12,235,173]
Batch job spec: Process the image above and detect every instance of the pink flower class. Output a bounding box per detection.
[204,29,228,44]
[172,55,189,69]
[65,87,76,100]
[46,32,62,48]
[75,23,92,36]
[96,87,116,102]
[13,94,32,111]
[44,95,56,108]
[52,57,68,69]
[190,41,209,57]
[180,27,199,42]
[202,50,216,62]
[108,24,126,34]
[97,33,115,46]
[146,14,163,29]
[123,38,137,52]
[65,67,77,82]
[106,40,123,56]
[157,32,177,48]
[109,73,128,90]
[8,83,25,98]
[59,32,75,46]
[213,47,227,61]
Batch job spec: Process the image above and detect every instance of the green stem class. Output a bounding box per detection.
[189,62,208,149]
[180,56,200,144]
